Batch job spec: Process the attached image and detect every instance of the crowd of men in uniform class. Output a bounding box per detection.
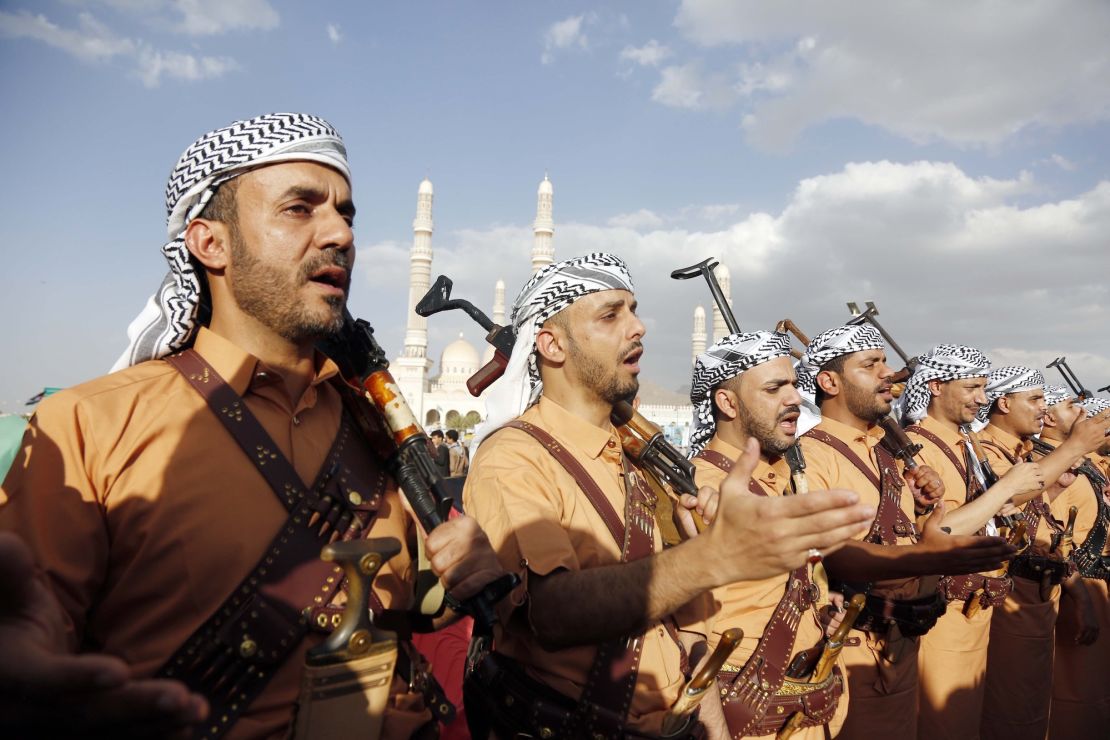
[1,112,1108,740]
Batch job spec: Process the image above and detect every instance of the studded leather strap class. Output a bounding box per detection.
[499,420,659,734]
[158,350,385,739]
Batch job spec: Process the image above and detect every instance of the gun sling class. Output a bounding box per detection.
[157,350,447,738]
[464,420,703,740]
[802,430,946,637]
[694,451,844,736]
[978,438,1075,589]
[905,425,1012,609]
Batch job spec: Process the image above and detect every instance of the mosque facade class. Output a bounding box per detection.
[393,176,716,449]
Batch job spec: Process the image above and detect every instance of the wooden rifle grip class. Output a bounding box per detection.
[466,351,509,396]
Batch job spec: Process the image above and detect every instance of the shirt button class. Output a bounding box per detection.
[767,472,776,479]
[607,440,617,448]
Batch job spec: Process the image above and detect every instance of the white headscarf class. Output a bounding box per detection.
[973,366,1045,429]
[899,344,991,423]
[794,323,885,433]
[112,113,350,370]
[471,253,634,447]
[1043,384,1074,408]
[687,331,792,457]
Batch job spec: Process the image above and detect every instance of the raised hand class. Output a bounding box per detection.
[704,439,876,583]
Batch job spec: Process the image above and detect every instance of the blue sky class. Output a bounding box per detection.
[1,1,1109,412]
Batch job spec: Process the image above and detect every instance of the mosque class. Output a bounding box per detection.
[391,176,736,449]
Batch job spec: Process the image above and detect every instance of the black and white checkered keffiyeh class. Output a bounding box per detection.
[1043,385,1074,408]
[975,366,1046,425]
[112,113,350,370]
[899,344,991,423]
[796,324,885,398]
[1081,397,1110,415]
[687,331,792,456]
[472,253,634,447]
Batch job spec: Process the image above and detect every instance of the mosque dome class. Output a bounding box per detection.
[538,174,553,195]
[418,177,434,195]
[439,333,480,378]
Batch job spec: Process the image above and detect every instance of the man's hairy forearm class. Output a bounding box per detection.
[528,537,715,650]
[823,540,944,582]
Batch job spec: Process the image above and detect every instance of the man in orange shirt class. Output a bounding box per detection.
[687,329,849,739]
[794,325,1017,740]
[463,255,877,739]
[974,367,1110,740]
[899,345,1044,740]
[1081,397,1110,480]
[0,113,506,739]
[1038,385,1110,737]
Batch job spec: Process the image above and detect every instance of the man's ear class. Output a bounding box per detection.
[816,369,840,398]
[535,325,566,365]
[1043,408,1059,429]
[184,219,230,271]
[713,387,740,422]
[996,395,1011,415]
[927,379,944,399]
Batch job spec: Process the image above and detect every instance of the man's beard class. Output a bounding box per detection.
[739,403,797,456]
[843,378,891,424]
[228,227,349,343]
[567,334,640,406]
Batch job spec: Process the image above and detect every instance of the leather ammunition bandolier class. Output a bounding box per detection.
[979,438,1074,586]
[1027,438,1110,581]
[156,350,448,739]
[464,421,704,740]
[695,450,843,737]
[803,430,946,637]
[905,425,1012,609]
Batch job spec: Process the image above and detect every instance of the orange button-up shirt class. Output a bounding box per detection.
[0,328,420,739]
[463,396,706,735]
[978,423,1074,556]
[691,436,829,662]
[907,415,975,512]
[799,416,918,601]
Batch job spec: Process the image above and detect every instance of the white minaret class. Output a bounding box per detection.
[532,174,554,274]
[692,305,706,365]
[483,279,507,364]
[394,178,436,417]
[711,263,734,344]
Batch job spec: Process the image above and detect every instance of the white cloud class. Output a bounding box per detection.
[134,45,237,87]
[541,13,593,64]
[354,161,1110,394]
[608,209,665,230]
[326,22,341,45]
[0,9,238,87]
[0,10,135,62]
[620,39,671,68]
[1044,153,1078,171]
[172,0,279,35]
[657,0,1110,149]
[652,61,738,110]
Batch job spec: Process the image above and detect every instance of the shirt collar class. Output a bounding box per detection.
[918,414,968,448]
[814,415,884,449]
[536,395,617,460]
[704,435,787,491]
[191,326,340,399]
[982,423,1023,456]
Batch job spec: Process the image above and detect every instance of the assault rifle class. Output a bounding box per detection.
[1047,357,1093,402]
[318,312,519,633]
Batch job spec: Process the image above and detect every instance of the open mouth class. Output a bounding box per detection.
[621,347,643,372]
[877,385,894,400]
[309,266,348,294]
[779,410,800,433]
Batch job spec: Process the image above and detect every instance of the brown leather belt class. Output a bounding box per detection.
[939,573,1012,609]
